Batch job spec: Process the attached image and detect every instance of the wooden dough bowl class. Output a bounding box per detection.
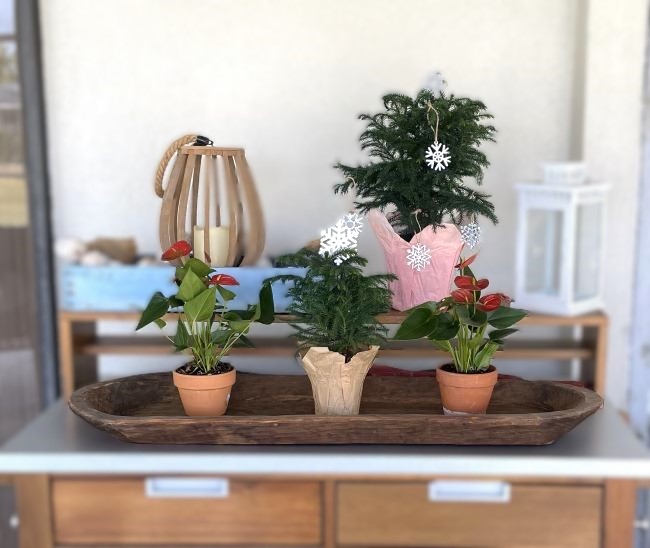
[69,373,603,445]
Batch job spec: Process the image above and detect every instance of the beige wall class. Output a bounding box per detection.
[40,0,647,409]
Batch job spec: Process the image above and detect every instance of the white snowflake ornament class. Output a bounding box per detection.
[319,212,364,265]
[460,222,481,249]
[406,243,432,272]
[425,141,451,171]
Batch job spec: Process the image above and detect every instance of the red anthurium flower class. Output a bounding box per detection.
[476,293,502,312]
[454,275,489,291]
[493,293,513,307]
[161,240,192,261]
[208,273,240,286]
[455,253,478,270]
[451,288,474,304]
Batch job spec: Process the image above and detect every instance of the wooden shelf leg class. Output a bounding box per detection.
[593,317,609,397]
[604,479,637,548]
[59,316,99,400]
[58,315,74,400]
[15,475,53,548]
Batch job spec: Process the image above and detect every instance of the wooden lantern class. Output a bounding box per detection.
[155,135,265,266]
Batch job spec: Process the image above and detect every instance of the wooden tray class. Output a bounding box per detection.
[69,373,603,445]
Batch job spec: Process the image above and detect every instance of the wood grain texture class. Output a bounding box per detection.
[336,481,602,547]
[604,479,637,548]
[68,372,603,445]
[58,309,607,326]
[75,336,595,360]
[15,475,53,548]
[52,478,321,546]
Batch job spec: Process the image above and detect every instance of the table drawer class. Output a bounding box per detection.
[337,481,602,547]
[52,477,322,545]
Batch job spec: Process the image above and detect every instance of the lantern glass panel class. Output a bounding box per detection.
[525,209,563,295]
[574,202,602,300]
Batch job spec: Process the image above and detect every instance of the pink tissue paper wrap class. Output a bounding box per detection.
[368,209,464,311]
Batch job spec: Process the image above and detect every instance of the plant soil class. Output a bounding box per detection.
[441,364,496,375]
[176,362,234,376]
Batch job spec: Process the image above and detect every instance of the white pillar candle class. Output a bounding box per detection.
[193,226,229,267]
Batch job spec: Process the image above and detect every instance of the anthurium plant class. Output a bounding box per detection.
[394,254,527,373]
[136,240,274,375]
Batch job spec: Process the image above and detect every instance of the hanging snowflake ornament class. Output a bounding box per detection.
[341,212,364,236]
[319,212,364,264]
[460,222,482,249]
[425,141,451,171]
[406,243,432,272]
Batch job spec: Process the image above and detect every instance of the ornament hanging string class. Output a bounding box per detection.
[406,209,432,271]
[412,209,424,237]
[424,101,451,171]
[426,101,440,143]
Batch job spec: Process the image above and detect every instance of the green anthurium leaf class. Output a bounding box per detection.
[394,307,437,340]
[216,285,236,303]
[168,296,184,308]
[256,283,275,324]
[474,340,500,371]
[469,309,488,327]
[174,318,190,351]
[177,270,206,302]
[136,292,169,330]
[184,257,213,278]
[175,264,188,282]
[154,318,166,329]
[488,306,528,329]
[223,311,242,321]
[211,329,230,345]
[234,334,255,348]
[489,328,518,341]
[184,287,217,322]
[427,312,459,340]
[229,320,251,333]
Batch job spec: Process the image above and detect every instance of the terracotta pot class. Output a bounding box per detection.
[172,366,236,417]
[300,346,379,416]
[436,365,498,415]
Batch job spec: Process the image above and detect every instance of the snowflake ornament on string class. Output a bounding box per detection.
[319,212,364,265]
[460,222,481,249]
[425,141,451,171]
[406,243,432,272]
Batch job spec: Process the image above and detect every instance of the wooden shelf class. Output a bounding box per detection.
[58,310,609,399]
[76,336,594,361]
[60,310,608,327]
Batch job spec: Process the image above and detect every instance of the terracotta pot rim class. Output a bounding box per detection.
[437,364,498,389]
[172,367,236,391]
[439,364,497,376]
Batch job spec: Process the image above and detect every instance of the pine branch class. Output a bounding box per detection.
[267,248,395,359]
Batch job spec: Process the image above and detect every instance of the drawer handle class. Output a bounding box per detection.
[428,480,511,503]
[145,477,230,499]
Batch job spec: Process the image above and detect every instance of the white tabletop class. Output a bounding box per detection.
[1,401,649,479]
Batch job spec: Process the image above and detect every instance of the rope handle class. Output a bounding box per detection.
[154,134,199,198]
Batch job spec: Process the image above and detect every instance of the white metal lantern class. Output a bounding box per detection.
[514,181,610,316]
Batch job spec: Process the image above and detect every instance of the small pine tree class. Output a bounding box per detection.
[269,248,395,362]
[334,89,497,237]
